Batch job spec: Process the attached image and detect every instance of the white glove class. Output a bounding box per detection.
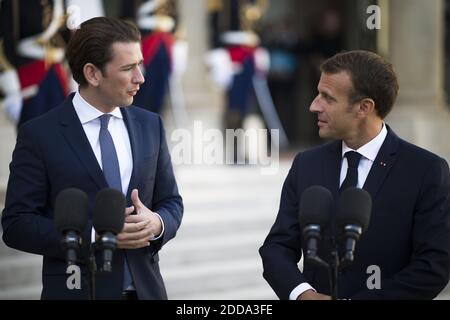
[204,48,234,89]
[0,69,22,124]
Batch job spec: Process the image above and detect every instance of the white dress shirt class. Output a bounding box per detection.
[72,91,164,242]
[289,123,388,300]
[72,91,133,195]
[340,123,388,188]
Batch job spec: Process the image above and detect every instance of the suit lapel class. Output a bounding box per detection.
[316,141,342,254]
[363,126,400,201]
[121,107,142,201]
[321,140,342,202]
[58,96,107,189]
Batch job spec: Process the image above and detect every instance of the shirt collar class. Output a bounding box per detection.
[72,90,123,125]
[342,122,388,162]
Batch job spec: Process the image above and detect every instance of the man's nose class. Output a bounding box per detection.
[134,66,145,84]
[309,96,322,113]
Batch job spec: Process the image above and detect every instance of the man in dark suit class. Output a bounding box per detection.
[1,17,183,300]
[260,50,450,300]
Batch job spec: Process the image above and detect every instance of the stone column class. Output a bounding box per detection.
[176,0,222,129]
[178,0,208,88]
[386,0,450,160]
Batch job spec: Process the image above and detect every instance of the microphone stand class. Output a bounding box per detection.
[308,250,339,300]
[87,243,97,300]
[329,249,339,300]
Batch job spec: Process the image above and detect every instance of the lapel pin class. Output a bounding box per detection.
[380,161,387,167]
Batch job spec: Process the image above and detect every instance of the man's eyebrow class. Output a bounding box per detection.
[319,90,336,101]
[121,60,144,68]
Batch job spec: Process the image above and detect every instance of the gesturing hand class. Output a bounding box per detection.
[116,189,162,249]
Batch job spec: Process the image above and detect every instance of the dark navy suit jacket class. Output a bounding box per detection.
[2,94,183,299]
[260,127,450,299]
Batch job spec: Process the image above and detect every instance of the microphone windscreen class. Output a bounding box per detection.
[337,187,372,232]
[93,188,125,234]
[54,188,88,234]
[298,185,333,229]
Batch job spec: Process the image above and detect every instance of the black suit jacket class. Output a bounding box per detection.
[1,95,183,299]
[260,127,450,299]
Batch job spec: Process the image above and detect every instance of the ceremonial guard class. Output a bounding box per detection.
[0,0,69,128]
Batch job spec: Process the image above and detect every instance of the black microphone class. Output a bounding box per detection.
[298,186,333,266]
[336,187,372,267]
[93,188,125,272]
[54,188,88,266]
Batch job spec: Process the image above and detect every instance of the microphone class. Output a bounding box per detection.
[298,186,333,266]
[336,187,372,267]
[93,188,125,272]
[54,188,88,266]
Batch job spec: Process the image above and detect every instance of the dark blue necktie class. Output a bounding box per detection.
[99,115,122,192]
[98,114,132,290]
[340,151,362,192]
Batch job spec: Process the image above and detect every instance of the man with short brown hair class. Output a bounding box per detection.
[260,50,450,300]
[2,17,183,300]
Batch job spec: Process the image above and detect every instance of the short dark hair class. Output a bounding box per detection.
[66,17,141,87]
[321,50,399,119]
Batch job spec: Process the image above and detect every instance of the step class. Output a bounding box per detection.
[175,219,274,239]
[183,194,279,211]
[0,234,26,257]
[161,245,262,268]
[0,284,41,300]
[180,189,283,209]
[160,234,265,267]
[162,229,266,255]
[0,254,42,289]
[178,205,278,227]
[176,165,290,186]
[180,284,277,300]
[0,112,16,189]
[170,218,271,237]
[165,274,275,300]
[0,189,5,234]
[178,174,288,195]
[161,257,261,282]
[435,282,450,300]
[161,257,267,297]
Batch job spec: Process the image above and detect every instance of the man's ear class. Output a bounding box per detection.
[83,63,102,87]
[357,98,375,118]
